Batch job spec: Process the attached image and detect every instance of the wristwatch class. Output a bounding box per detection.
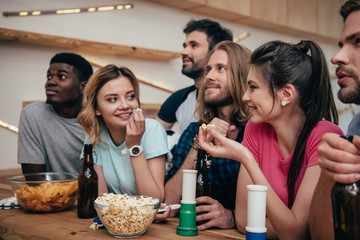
[128,145,143,157]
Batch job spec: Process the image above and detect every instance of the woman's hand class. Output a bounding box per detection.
[126,109,145,147]
[198,126,253,164]
[153,203,172,223]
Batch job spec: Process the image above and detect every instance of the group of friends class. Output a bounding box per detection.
[16,1,360,239]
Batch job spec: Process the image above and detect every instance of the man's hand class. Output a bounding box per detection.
[317,133,360,184]
[195,196,234,230]
[208,117,236,137]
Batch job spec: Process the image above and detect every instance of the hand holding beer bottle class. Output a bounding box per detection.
[331,136,360,240]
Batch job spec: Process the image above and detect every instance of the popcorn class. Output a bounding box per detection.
[94,193,159,236]
[201,123,215,130]
[90,223,99,230]
[133,108,142,112]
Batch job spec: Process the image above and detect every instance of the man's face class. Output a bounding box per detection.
[181,30,210,80]
[332,10,360,104]
[204,49,232,107]
[45,63,83,107]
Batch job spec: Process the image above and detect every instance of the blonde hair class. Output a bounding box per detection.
[197,40,251,126]
[78,64,140,145]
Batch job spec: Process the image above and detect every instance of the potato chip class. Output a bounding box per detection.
[16,181,78,212]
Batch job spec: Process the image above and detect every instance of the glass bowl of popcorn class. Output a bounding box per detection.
[94,193,161,238]
[9,172,78,212]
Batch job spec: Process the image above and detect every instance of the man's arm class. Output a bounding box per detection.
[21,164,46,174]
[155,86,197,131]
[163,122,199,209]
[164,147,197,216]
[309,173,334,240]
[155,115,174,130]
[310,133,360,240]
[18,107,47,173]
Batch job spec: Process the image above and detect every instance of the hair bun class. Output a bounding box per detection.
[295,40,311,56]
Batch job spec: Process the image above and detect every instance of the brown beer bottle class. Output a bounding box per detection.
[195,148,212,225]
[331,136,360,239]
[77,144,98,218]
[331,180,360,239]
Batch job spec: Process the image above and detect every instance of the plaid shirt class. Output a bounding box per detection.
[166,122,244,210]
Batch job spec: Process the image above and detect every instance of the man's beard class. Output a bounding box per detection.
[338,85,360,104]
[181,57,206,80]
[205,93,233,107]
[182,67,203,80]
[337,66,360,105]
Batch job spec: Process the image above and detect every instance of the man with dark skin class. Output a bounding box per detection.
[18,53,93,174]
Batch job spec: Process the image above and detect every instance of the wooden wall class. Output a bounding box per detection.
[144,0,345,45]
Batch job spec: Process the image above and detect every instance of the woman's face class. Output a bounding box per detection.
[242,67,281,124]
[95,76,139,130]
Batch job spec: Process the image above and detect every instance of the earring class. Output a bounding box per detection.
[281,100,286,107]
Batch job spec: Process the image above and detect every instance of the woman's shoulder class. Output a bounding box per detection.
[314,120,343,134]
[310,120,344,140]
[145,118,164,129]
[144,118,167,137]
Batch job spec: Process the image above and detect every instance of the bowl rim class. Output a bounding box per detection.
[9,172,78,184]
[94,194,161,208]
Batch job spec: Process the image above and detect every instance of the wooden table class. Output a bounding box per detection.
[0,183,245,239]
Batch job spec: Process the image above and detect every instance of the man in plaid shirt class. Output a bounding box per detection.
[159,41,251,230]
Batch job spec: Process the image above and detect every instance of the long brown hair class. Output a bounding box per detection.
[197,40,251,127]
[250,40,338,208]
[78,64,140,145]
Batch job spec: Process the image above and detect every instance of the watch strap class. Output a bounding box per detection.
[127,145,143,157]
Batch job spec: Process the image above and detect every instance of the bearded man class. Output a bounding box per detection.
[160,41,251,230]
[155,19,233,133]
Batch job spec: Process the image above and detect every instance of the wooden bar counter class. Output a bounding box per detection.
[0,183,245,239]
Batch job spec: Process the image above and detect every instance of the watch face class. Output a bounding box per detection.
[132,147,140,155]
